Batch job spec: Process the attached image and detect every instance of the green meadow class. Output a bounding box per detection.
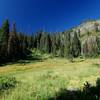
[0,57,100,100]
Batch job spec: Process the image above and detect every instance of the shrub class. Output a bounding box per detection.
[0,76,17,92]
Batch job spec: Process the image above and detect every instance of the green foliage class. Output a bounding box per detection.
[70,32,81,57]
[82,36,100,57]
[0,20,31,63]
[31,49,52,60]
[0,19,100,63]
[0,19,9,59]
[7,23,18,58]
[0,76,17,92]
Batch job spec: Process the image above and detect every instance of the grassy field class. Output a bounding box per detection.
[0,57,100,100]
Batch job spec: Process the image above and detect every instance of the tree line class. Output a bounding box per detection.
[0,19,100,63]
[0,20,31,62]
[33,30,100,58]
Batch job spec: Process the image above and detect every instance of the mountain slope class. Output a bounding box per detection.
[63,19,100,57]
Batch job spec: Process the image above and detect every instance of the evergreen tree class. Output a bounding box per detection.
[59,33,64,57]
[63,31,71,57]
[82,36,99,57]
[51,35,57,56]
[39,33,48,53]
[0,19,9,60]
[7,22,18,59]
[70,32,81,57]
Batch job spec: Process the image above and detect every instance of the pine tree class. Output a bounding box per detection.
[51,35,57,56]
[70,32,81,57]
[59,33,64,57]
[7,22,18,59]
[36,30,43,50]
[0,19,9,59]
[82,36,99,57]
[63,31,71,57]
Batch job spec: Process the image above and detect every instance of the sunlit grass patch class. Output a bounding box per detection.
[0,58,100,100]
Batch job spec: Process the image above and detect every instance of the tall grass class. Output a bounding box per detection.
[0,58,100,100]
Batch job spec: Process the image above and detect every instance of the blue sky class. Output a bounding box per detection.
[0,0,100,33]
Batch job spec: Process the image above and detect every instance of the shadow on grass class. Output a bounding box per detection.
[0,55,44,67]
[92,63,100,68]
[48,78,100,100]
[73,59,85,63]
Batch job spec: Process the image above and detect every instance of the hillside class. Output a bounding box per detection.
[62,19,100,57]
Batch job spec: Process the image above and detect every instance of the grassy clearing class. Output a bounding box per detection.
[0,58,100,100]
